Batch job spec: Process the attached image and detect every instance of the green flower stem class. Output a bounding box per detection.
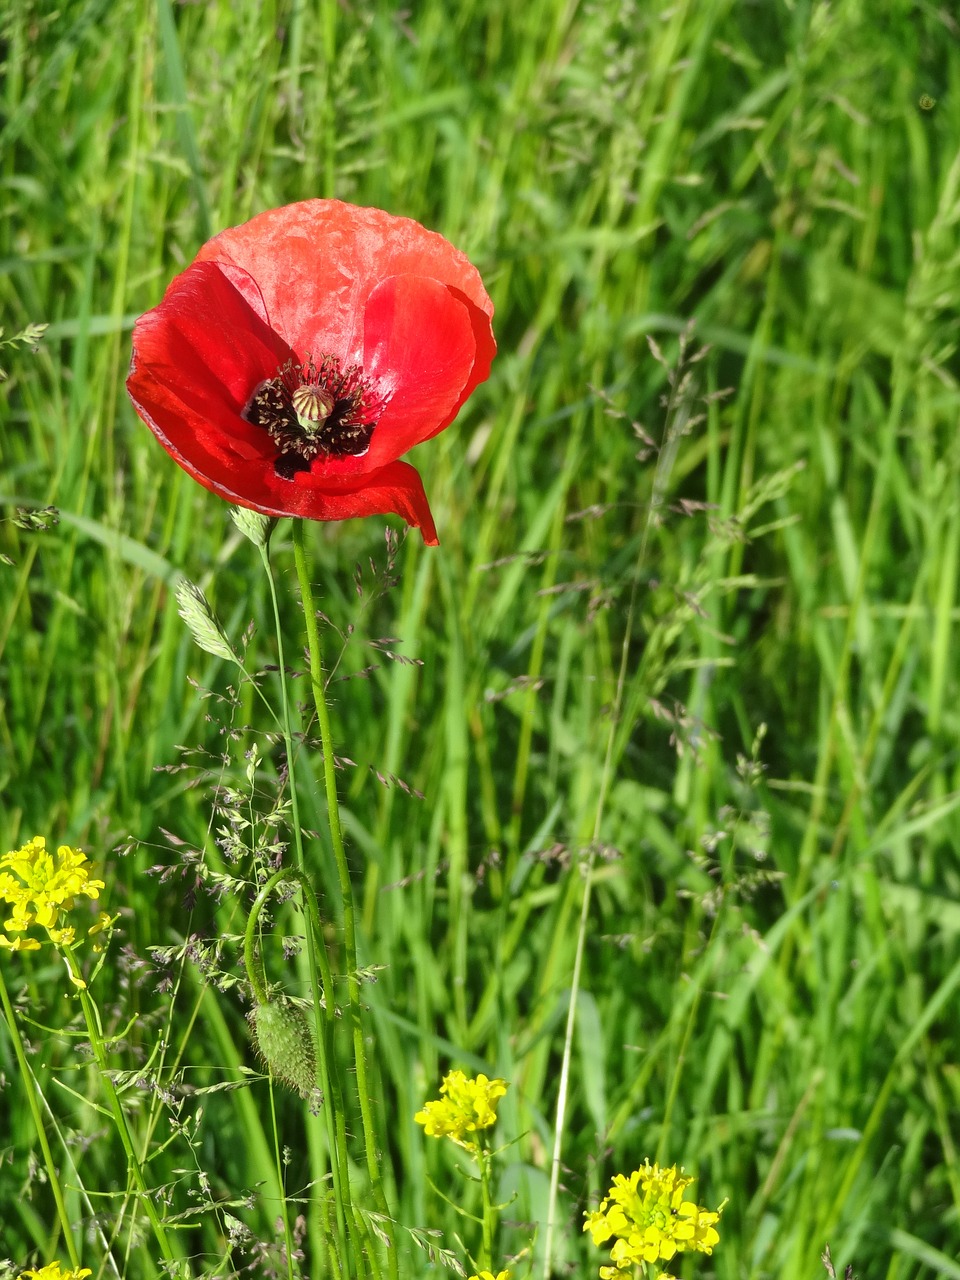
[355,1208,384,1280]
[67,954,178,1267]
[243,867,334,1008]
[479,1145,494,1271]
[243,864,342,1275]
[320,0,337,200]
[242,864,350,1240]
[292,518,397,1275]
[267,1079,297,1280]
[0,960,83,1271]
[259,540,356,1277]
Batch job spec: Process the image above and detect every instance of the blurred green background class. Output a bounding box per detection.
[2,1,960,1277]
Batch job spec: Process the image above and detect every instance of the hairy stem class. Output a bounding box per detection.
[292,518,397,1277]
[260,539,356,1275]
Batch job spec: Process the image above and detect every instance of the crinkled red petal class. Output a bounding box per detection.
[127,262,439,541]
[129,201,495,541]
[195,200,494,364]
[362,274,479,468]
[127,260,293,467]
[266,459,439,546]
[449,284,497,414]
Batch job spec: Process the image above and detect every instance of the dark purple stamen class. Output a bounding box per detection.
[244,355,386,477]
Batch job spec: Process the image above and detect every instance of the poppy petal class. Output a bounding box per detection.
[139,450,438,545]
[280,459,440,546]
[129,381,442,542]
[362,274,481,469]
[450,283,497,412]
[194,200,494,365]
[127,260,293,469]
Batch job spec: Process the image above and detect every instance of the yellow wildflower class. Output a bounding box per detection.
[20,1264,92,1280]
[584,1161,724,1278]
[87,911,115,937]
[468,1271,511,1280]
[0,934,42,952]
[88,910,118,953]
[0,836,105,949]
[415,1069,508,1149]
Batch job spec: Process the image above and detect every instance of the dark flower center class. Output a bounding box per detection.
[243,355,386,479]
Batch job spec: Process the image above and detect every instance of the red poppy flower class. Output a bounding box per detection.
[126,200,495,545]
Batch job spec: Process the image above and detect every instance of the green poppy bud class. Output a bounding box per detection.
[249,997,317,1099]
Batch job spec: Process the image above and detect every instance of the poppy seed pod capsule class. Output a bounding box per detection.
[292,383,335,426]
[249,997,317,1100]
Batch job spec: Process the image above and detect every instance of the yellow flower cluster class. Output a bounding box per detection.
[0,836,109,953]
[20,1265,92,1280]
[414,1069,508,1149]
[468,1271,510,1280]
[584,1161,723,1280]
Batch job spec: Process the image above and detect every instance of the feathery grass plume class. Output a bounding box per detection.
[230,504,274,547]
[249,996,317,1100]
[584,1162,724,1279]
[822,1245,856,1280]
[11,505,60,532]
[174,577,241,664]
[0,321,48,381]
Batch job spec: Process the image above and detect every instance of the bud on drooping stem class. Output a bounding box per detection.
[244,867,326,1100]
[249,996,317,1100]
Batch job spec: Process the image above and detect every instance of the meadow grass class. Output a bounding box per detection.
[2,0,960,1277]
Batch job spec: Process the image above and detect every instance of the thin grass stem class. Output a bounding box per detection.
[71,966,178,1267]
[542,344,699,1277]
[0,961,84,1271]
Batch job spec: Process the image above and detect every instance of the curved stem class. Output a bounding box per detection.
[243,866,334,1009]
[292,519,396,1275]
[0,960,84,1271]
[243,881,273,1008]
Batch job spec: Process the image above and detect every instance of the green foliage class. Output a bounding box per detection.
[2,0,960,1277]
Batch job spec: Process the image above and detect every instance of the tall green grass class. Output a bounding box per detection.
[2,0,960,1277]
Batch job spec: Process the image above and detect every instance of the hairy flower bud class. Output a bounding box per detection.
[249,997,317,1099]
